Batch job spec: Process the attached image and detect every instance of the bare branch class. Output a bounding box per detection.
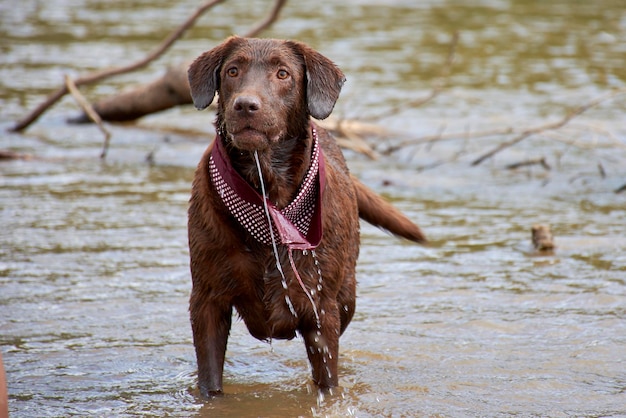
[471,88,626,166]
[10,0,226,132]
[64,75,112,159]
[381,126,514,155]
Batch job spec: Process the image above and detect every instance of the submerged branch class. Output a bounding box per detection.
[471,88,626,166]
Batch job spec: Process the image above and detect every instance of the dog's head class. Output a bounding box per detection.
[188,37,345,151]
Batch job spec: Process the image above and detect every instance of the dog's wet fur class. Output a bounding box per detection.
[187,36,426,397]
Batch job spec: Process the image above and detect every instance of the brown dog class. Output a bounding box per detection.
[187,36,426,397]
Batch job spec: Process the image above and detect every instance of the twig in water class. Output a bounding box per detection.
[471,88,626,166]
[505,157,551,171]
[334,120,378,159]
[0,150,34,160]
[10,0,226,132]
[382,126,514,155]
[64,75,112,159]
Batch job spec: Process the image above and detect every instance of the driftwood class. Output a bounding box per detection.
[7,0,624,176]
[531,224,555,252]
[68,0,287,124]
[71,26,458,129]
[67,65,193,123]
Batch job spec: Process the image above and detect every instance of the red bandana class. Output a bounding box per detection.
[209,124,325,250]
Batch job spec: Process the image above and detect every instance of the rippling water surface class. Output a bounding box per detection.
[1,1,625,416]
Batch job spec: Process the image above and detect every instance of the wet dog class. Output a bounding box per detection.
[187,36,426,397]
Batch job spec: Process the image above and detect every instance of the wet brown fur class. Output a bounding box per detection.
[187,36,426,397]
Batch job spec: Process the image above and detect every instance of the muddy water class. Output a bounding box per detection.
[1,0,625,416]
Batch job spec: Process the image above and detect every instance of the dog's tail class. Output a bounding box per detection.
[352,176,427,244]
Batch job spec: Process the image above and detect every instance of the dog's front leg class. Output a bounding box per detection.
[190,293,232,397]
[301,303,340,389]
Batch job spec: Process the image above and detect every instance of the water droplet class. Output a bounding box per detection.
[317,389,325,407]
[285,296,297,317]
[317,284,322,291]
[303,249,308,256]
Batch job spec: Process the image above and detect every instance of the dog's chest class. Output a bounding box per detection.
[259,250,323,304]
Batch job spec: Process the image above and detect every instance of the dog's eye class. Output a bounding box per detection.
[227,67,238,77]
[277,69,289,80]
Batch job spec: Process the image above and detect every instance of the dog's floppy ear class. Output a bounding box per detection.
[188,36,243,110]
[289,41,346,120]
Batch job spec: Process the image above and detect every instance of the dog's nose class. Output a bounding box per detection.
[233,96,261,114]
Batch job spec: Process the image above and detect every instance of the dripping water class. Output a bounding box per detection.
[253,151,335,383]
[253,150,321,325]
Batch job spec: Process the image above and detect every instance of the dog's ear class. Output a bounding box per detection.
[188,36,243,110]
[290,41,346,120]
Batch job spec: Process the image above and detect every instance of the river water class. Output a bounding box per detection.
[1,0,625,417]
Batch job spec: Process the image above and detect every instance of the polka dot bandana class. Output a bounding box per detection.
[209,124,326,249]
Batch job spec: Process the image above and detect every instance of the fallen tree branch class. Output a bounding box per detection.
[64,75,112,159]
[10,0,226,132]
[67,0,288,124]
[471,88,626,166]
